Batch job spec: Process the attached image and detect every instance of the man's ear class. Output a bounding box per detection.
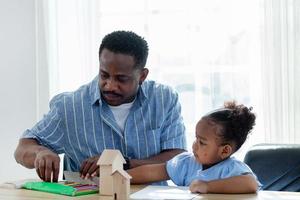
[219,144,233,159]
[139,68,149,85]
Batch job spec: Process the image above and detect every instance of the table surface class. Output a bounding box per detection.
[0,185,300,200]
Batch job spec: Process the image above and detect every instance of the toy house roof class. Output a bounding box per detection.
[97,149,126,165]
[111,169,132,180]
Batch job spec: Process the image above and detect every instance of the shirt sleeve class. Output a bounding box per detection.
[160,88,187,151]
[220,159,253,178]
[21,94,66,154]
[220,159,263,189]
[166,152,190,186]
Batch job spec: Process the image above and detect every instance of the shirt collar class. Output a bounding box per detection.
[90,75,148,105]
[139,81,148,99]
[90,76,101,105]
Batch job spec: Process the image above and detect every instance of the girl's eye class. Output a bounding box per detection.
[195,137,206,145]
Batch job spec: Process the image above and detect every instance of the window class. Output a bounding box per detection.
[44,0,300,159]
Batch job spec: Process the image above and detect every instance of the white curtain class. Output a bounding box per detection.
[42,0,100,96]
[261,0,300,143]
[39,0,300,156]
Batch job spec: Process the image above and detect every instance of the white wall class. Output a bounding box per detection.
[0,0,49,183]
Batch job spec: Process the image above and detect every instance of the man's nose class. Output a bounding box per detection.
[105,78,118,91]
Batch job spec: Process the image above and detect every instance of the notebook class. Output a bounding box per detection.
[23,181,99,196]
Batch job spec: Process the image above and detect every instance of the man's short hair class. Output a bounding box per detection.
[99,30,149,69]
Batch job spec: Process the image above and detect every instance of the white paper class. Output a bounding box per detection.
[130,185,198,200]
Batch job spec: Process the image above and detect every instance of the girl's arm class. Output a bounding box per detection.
[127,163,170,184]
[189,174,258,194]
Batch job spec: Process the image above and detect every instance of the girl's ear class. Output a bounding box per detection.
[219,144,233,159]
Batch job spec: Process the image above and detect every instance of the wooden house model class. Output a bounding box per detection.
[97,149,132,199]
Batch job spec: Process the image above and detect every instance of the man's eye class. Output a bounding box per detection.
[117,77,130,82]
[199,140,206,145]
[101,73,109,79]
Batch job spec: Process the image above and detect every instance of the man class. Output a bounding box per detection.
[14,31,187,182]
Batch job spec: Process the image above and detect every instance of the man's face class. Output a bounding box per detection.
[99,49,148,106]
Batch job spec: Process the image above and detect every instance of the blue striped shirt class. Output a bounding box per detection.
[22,76,187,171]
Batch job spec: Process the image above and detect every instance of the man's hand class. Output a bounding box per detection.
[34,149,60,182]
[189,180,208,194]
[80,155,100,179]
[14,138,60,182]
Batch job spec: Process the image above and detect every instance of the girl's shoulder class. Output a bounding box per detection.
[225,157,251,168]
[166,152,199,186]
[219,157,254,177]
[167,152,201,172]
[171,152,195,162]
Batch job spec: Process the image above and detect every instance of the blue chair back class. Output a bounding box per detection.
[244,143,300,191]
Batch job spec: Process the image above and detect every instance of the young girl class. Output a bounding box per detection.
[128,101,260,194]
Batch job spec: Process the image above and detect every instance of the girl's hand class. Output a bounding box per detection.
[189,180,208,194]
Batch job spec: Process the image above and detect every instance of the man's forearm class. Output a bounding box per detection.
[130,148,185,168]
[14,138,50,168]
[128,163,169,184]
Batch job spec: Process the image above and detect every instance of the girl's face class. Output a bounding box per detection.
[192,118,230,167]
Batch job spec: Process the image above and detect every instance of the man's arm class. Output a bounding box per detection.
[14,138,60,182]
[15,138,47,168]
[80,149,185,179]
[127,163,170,184]
[189,174,258,194]
[129,149,185,168]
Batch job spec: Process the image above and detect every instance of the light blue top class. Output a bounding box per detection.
[22,76,187,171]
[166,152,260,187]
